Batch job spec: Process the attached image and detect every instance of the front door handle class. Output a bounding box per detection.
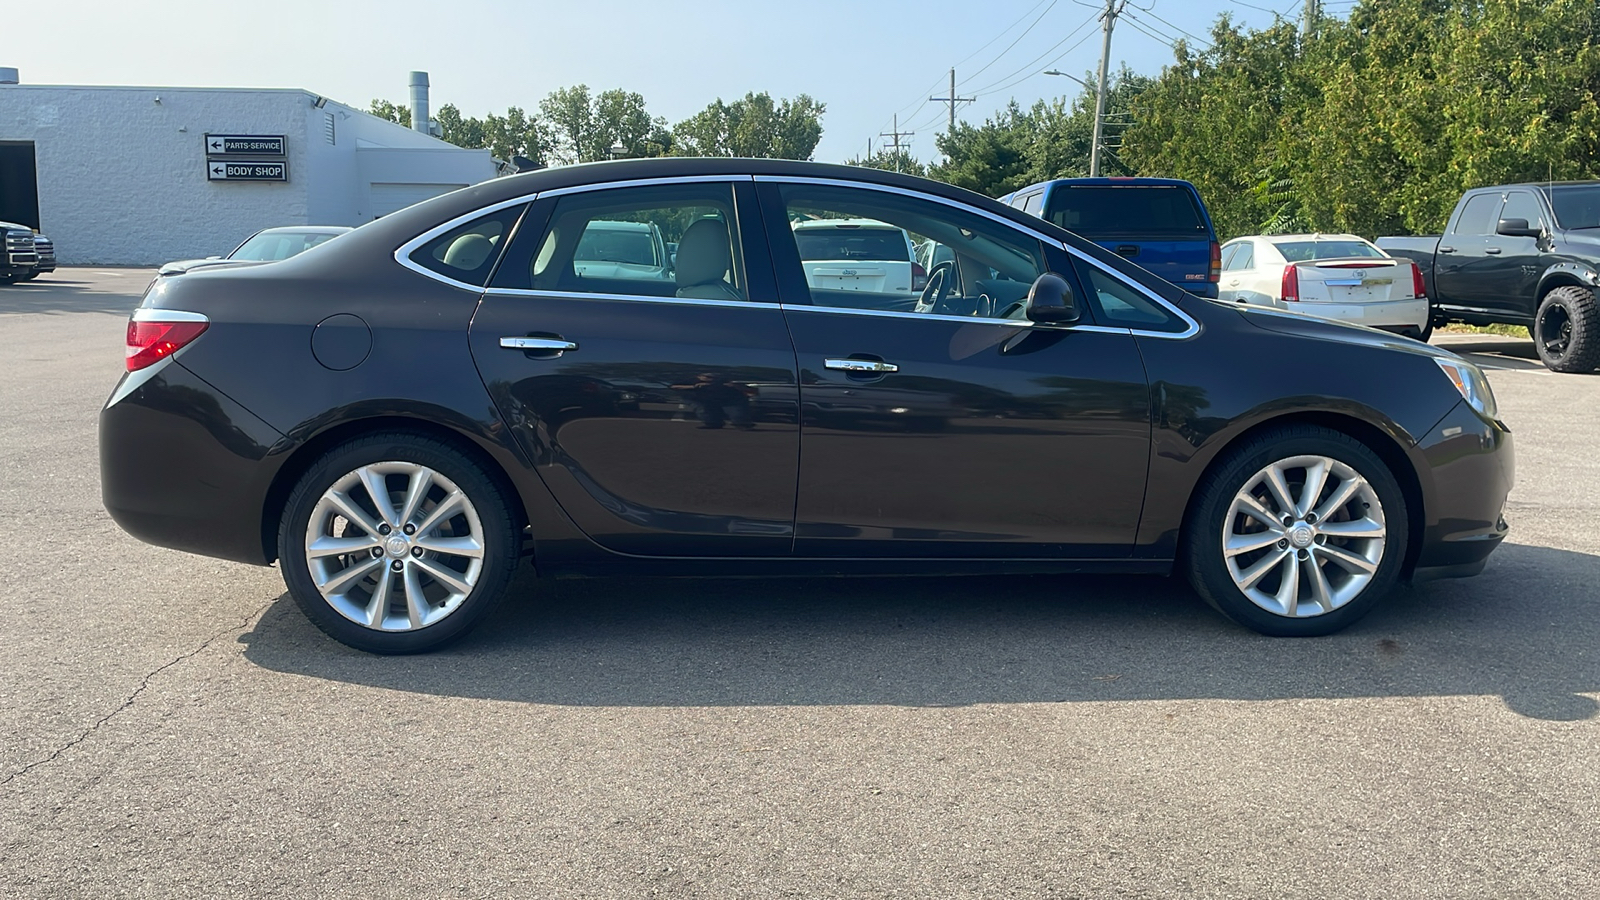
[501,336,578,354]
[825,358,898,374]
[1484,247,1502,255]
[1439,246,1456,254]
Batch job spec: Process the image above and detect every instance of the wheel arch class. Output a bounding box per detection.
[1536,265,1598,301]
[259,414,531,565]
[1177,410,1426,576]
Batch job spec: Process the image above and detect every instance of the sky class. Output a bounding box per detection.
[3,0,1327,163]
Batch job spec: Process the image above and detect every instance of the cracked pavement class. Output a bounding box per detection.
[1,271,1597,898]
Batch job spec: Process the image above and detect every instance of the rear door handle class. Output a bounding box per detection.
[1484,247,1502,255]
[500,336,578,354]
[824,358,898,373]
[1439,246,1456,254]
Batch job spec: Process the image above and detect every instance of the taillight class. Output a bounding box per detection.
[1209,241,1221,283]
[912,261,928,291]
[126,311,209,371]
[1281,265,1300,302]
[1410,261,1427,299]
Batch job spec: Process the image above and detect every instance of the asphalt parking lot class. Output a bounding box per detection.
[1,269,1596,898]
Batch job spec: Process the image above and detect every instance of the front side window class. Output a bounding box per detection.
[1075,259,1187,332]
[1500,192,1547,232]
[772,182,1045,319]
[408,205,526,287]
[495,183,744,301]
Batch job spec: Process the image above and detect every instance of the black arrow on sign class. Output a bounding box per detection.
[209,138,224,150]
[210,162,226,176]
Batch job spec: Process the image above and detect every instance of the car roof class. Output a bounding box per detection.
[253,225,354,235]
[1258,233,1371,243]
[791,218,904,231]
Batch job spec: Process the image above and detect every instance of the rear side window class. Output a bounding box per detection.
[408,204,526,287]
[1452,194,1503,236]
[1045,185,1209,238]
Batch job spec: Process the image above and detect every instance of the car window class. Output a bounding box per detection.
[1073,259,1188,332]
[1231,243,1255,270]
[1044,185,1209,238]
[231,231,342,261]
[1022,192,1044,216]
[1452,194,1503,236]
[1500,192,1546,231]
[1272,239,1384,261]
[493,183,745,300]
[1549,185,1600,229]
[407,205,525,287]
[772,182,1045,318]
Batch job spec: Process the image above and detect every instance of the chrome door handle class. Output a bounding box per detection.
[824,358,898,373]
[1484,247,1502,254]
[1439,246,1456,253]
[500,336,578,353]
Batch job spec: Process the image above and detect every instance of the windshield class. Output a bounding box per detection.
[575,224,659,266]
[794,226,910,262]
[1271,239,1385,262]
[1549,185,1600,229]
[1044,185,1209,239]
[230,231,341,261]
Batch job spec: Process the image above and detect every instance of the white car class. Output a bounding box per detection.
[791,218,923,311]
[1219,233,1431,339]
[572,220,672,283]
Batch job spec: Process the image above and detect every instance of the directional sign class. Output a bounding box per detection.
[207,159,288,182]
[204,133,285,155]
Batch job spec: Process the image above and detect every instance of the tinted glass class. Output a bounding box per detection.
[793,226,910,262]
[1549,185,1600,229]
[1220,243,1242,270]
[493,183,744,300]
[1022,193,1044,215]
[1500,191,1547,230]
[1452,194,1503,235]
[408,205,525,287]
[774,182,1044,317]
[1232,244,1255,270]
[1272,239,1383,261]
[1075,260,1186,332]
[231,231,342,261]
[1044,185,1208,238]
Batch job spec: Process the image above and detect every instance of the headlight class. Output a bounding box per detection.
[1435,358,1498,419]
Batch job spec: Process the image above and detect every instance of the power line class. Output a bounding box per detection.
[967,12,1102,96]
[964,0,1063,83]
[929,68,976,137]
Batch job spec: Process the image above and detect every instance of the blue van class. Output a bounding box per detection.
[1000,177,1221,299]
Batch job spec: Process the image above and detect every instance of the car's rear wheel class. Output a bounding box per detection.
[1183,426,1408,636]
[1534,286,1600,373]
[278,433,520,654]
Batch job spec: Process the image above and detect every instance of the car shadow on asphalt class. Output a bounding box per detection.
[1435,337,1548,371]
[238,542,1598,721]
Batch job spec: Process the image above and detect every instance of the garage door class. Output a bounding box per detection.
[370,183,467,218]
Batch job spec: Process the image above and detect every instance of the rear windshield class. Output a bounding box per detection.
[1044,185,1209,239]
[794,227,909,261]
[1549,185,1600,230]
[1271,239,1384,262]
[575,224,659,266]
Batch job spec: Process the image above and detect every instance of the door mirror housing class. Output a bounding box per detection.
[1025,272,1079,325]
[1496,218,1543,239]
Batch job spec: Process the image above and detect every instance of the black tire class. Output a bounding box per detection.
[1414,317,1433,344]
[19,272,38,281]
[1533,285,1600,373]
[1181,425,1409,637]
[277,432,521,654]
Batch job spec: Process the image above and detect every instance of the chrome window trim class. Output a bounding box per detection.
[778,303,1132,334]
[536,174,753,198]
[393,194,539,292]
[753,175,1200,340]
[482,287,776,312]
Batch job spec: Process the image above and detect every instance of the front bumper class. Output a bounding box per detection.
[1409,399,1514,578]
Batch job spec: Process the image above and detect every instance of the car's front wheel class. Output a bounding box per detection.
[278,433,521,654]
[1183,426,1408,636]
[1534,285,1600,373]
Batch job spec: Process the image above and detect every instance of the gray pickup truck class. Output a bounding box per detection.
[1,220,55,284]
[1378,182,1600,373]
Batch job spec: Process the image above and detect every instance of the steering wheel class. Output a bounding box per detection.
[914,260,957,314]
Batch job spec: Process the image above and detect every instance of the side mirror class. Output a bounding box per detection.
[1025,272,1079,325]
[1496,218,1542,239]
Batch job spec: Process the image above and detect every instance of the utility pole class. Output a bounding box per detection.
[1089,0,1125,178]
[879,114,914,173]
[1302,0,1320,37]
[930,68,975,137]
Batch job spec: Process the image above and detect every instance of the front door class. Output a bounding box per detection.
[468,179,800,556]
[756,179,1153,559]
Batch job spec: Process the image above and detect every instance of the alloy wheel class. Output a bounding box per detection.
[304,461,486,631]
[1222,454,1387,618]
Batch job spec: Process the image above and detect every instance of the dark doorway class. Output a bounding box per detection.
[0,142,40,230]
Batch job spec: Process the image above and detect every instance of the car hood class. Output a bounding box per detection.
[157,258,268,276]
[1235,304,1466,363]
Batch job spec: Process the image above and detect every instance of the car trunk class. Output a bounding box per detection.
[1290,258,1415,305]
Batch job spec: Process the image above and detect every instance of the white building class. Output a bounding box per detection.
[0,70,494,265]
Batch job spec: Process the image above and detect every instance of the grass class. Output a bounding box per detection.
[1439,323,1530,338]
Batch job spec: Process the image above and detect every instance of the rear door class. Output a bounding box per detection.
[1042,183,1213,294]
[757,178,1153,559]
[466,178,801,557]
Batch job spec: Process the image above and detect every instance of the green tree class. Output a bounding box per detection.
[672,92,826,159]
[539,85,670,164]
[368,99,411,128]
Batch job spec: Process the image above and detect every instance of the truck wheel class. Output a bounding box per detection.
[1534,286,1600,373]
